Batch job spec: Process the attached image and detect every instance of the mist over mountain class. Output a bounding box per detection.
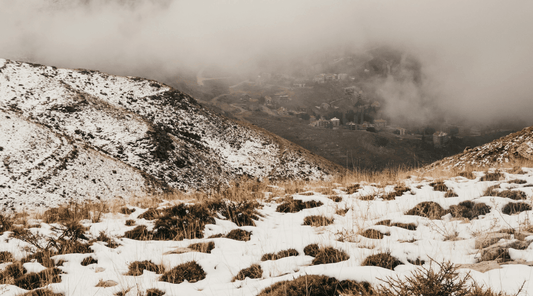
[1,0,532,127]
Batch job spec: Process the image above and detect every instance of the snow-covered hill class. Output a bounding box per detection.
[429,126,533,170]
[0,59,341,210]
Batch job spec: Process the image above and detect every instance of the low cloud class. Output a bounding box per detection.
[1,0,532,126]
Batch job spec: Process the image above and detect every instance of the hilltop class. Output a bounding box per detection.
[0,59,341,210]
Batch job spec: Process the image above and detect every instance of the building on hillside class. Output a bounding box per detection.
[293,79,306,88]
[264,96,273,105]
[321,102,330,110]
[433,131,450,148]
[330,117,340,127]
[310,118,332,128]
[346,121,357,130]
[278,94,290,102]
[277,107,288,116]
[398,127,406,136]
[374,119,387,128]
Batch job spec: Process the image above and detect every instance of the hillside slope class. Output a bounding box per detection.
[0,59,342,210]
[428,126,533,170]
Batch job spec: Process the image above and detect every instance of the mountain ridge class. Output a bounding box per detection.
[0,59,342,210]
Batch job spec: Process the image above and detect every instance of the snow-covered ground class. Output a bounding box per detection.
[2,168,533,295]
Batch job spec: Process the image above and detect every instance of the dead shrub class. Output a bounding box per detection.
[303,215,334,226]
[445,190,459,197]
[159,261,205,284]
[127,260,164,276]
[502,202,531,215]
[188,241,215,253]
[480,171,503,182]
[225,229,252,241]
[362,252,403,270]
[81,256,97,266]
[0,251,13,263]
[120,207,136,215]
[145,288,166,296]
[361,229,389,239]
[276,198,323,213]
[14,267,62,290]
[312,247,349,265]
[303,243,320,257]
[405,202,448,219]
[449,201,492,220]
[257,275,373,296]
[261,249,299,261]
[379,261,484,296]
[328,195,343,202]
[232,264,262,281]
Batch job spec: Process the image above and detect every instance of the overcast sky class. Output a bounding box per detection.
[1,0,532,126]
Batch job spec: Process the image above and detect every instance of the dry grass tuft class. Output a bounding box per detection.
[145,288,166,296]
[361,229,390,239]
[261,249,299,261]
[303,215,334,227]
[225,229,252,241]
[127,260,164,276]
[14,267,62,290]
[480,171,504,182]
[119,207,136,215]
[81,256,97,266]
[276,197,323,213]
[125,219,136,226]
[502,202,531,215]
[232,264,263,281]
[258,274,373,296]
[328,195,343,202]
[95,231,120,248]
[124,225,151,240]
[303,243,320,257]
[450,201,492,220]
[458,171,475,179]
[405,202,448,219]
[188,241,215,253]
[0,251,14,263]
[20,288,65,296]
[311,246,349,265]
[445,190,459,197]
[159,261,205,284]
[362,252,403,270]
[508,179,527,184]
[346,184,361,194]
[430,181,449,192]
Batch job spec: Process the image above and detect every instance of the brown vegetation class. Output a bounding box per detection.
[362,253,403,270]
[126,260,164,276]
[405,202,448,219]
[303,215,334,226]
[449,201,492,220]
[276,197,323,213]
[159,261,206,284]
[232,264,263,281]
[261,249,299,261]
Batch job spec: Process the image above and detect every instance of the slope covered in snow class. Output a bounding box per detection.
[0,59,341,210]
[429,126,533,170]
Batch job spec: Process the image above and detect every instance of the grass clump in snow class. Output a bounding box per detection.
[126,260,164,276]
[159,261,205,284]
[276,197,323,213]
[502,202,531,215]
[81,256,97,266]
[0,251,13,263]
[258,275,373,296]
[361,229,390,239]
[449,201,492,220]
[430,181,449,192]
[225,229,252,241]
[20,288,65,296]
[14,267,62,290]
[310,246,349,265]
[345,184,361,194]
[484,186,527,200]
[119,207,136,215]
[303,215,334,226]
[480,171,504,181]
[383,185,411,200]
[41,201,108,224]
[232,264,262,281]
[125,219,136,226]
[124,225,152,240]
[362,252,403,270]
[303,244,320,257]
[95,231,120,248]
[508,179,527,184]
[444,190,459,197]
[328,195,343,202]
[375,220,418,230]
[188,241,215,253]
[145,288,166,296]
[405,202,448,219]
[261,249,299,261]
[458,171,475,179]
[0,214,13,234]
[379,261,509,296]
